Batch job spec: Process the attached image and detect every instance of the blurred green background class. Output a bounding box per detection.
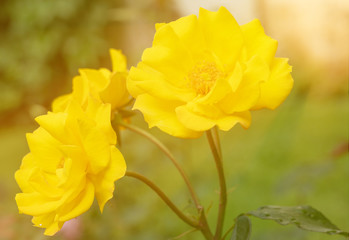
[0,0,348,239]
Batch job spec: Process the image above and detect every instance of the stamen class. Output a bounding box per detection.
[188,60,223,95]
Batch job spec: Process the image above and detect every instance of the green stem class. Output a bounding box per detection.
[117,121,201,209]
[125,171,199,228]
[213,126,222,159]
[222,223,235,240]
[117,121,213,239]
[206,129,227,240]
[198,206,215,239]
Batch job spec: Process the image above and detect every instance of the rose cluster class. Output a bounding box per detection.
[15,7,293,235]
[15,50,129,235]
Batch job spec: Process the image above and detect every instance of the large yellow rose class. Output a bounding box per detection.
[53,49,130,115]
[15,98,126,235]
[127,7,293,138]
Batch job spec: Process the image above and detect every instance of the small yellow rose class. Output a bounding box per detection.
[15,98,126,235]
[127,7,293,138]
[53,49,130,115]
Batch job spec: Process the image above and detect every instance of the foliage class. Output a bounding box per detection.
[0,0,112,113]
[229,206,349,240]
[247,205,349,237]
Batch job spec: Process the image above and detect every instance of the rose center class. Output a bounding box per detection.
[188,60,223,95]
[57,157,65,169]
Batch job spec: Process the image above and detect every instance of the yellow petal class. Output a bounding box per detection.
[127,63,195,102]
[15,154,36,192]
[55,158,73,187]
[133,94,201,138]
[58,180,95,222]
[58,146,87,187]
[64,98,92,141]
[32,212,55,228]
[155,22,166,31]
[79,68,109,93]
[26,128,63,173]
[32,213,64,236]
[44,221,64,236]
[35,112,73,145]
[93,146,126,212]
[252,58,293,110]
[65,97,86,120]
[55,167,87,204]
[216,111,251,131]
[142,24,193,87]
[241,19,278,65]
[110,49,127,73]
[227,62,243,92]
[28,167,62,198]
[71,75,89,108]
[100,72,130,110]
[81,128,111,174]
[16,192,62,215]
[186,100,223,119]
[179,101,251,131]
[196,73,232,105]
[198,7,244,71]
[99,68,112,79]
[165,14,206,57]
[85,97,116,145]
[51,94,71,113]
[176,105,215,132]
[219,56,269,113]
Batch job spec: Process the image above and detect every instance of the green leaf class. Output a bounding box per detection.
[248,205,349,237]
[231,215,252,240]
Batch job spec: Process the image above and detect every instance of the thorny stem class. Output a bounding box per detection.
[125,171,199,228]
[116,120,213,239]
[206,129,227,240]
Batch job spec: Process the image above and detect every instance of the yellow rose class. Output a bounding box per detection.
[15,98,126,235]
[127,7,293,138]
[53,49,130,115]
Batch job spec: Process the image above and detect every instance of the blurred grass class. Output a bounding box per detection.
[1,91,347,239]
